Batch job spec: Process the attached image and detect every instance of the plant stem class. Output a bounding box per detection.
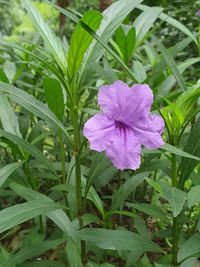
[171,154,179,267]
[72,106,87,266]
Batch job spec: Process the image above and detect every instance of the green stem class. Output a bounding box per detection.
[59,132,66,184]
[72,106,87,266]
[171,154,179,267]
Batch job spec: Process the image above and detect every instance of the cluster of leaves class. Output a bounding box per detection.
[0,0,200,266]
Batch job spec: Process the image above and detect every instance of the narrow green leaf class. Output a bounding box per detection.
[0,200,61,233]
[111,173,146,210]
[180,117,200,186]
[138,4,198,45]
[153,36,187,91]
[0,162,24,188]
[0,92,21,137]
[68,10,102,78]
[21,0,67,75]
[75,228,162,252]
[8,238,65,266]
[134,7,163,44]
[115,26,136,63]
[161,144,200,161]
[0,129,53,170]
[10,182,76,239]
[44,77,64,121]
[127,203,167,221]
[80,0,142,77]
[0,81,72,146]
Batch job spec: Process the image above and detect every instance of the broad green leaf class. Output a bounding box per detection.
[21,0,67,76]
[80,0,142,77]
[161,144,200,161]
[7,238,65,266]
[127,203,167,221]
[0,92,21,137]
[134,7,163,44]
[0,162,24,188]
[9,182,76,239]
[44,77,64,121]
[0,82,72,146]
[180,117,200,187]
[0,129,53,170]
[111,173,146,210]
[68,10,102,78]
[161,184,186,217]
[153,36,187,91]
[75,228,162,252]
[187,186,200,208]
[178,233,200,263]
[0,200,61,233]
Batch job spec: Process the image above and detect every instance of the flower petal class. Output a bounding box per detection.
[106,127,141,170]
[98,80,129,120]
[83,113,115,152]
[134,114,165,149]
[98,81,153,125]
[129,84,153,117]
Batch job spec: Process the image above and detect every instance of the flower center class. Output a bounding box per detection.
[115,120,129,132]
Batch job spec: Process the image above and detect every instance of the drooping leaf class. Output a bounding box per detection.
[75,228,162,252]
[0,81,72,146]
[21,0,68,76]
[0,161,24,188]
[0,92,21,137]
[9,182,76,240]
[133,7,163,44]
[7,238,66,266]
[0,129,53,170]
[0,200,62,233]
[138,4,198,45]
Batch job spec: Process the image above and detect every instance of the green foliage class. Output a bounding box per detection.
[0,0,200,266]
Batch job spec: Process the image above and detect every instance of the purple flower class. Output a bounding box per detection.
[83,81,164,170]
[196,10,200,17]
